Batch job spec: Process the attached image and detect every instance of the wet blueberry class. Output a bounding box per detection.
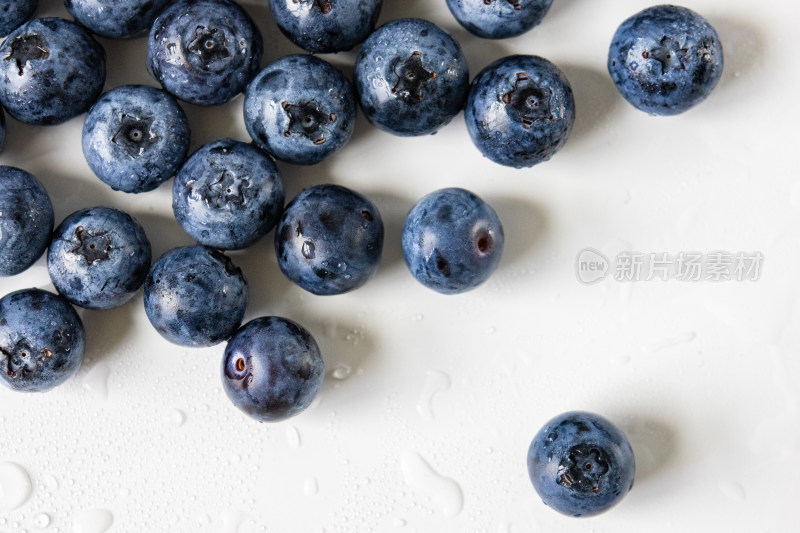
[0,0,37,38]
[244,54,356,165]
[222,316,324,422]
[0,288,85,393]
[0,17,106,125]
[147,0,263,106]
[354,18,469,136]
[402,188,504,294]
[64,0,171,39]
[465,54,575,168]
[608,5,724,116]
[268,0,382,53]
[143,245,247,347]
[446,0,553,39]
[47,207,152,310]
[82,85,190,194]
[172,138,285,250]
[527,411,636,517]
[275,185,384,295]
[0,166,54,277]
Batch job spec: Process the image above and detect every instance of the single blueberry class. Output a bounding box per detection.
[446,0,553,39]
[83,85,190,194]
[527,411,636,517]
[147,0,263,106]
[244,55,357,166]
[222,316,324,422]
[0,17,106,126]
[608,5,724,116]
[0,288,85,393]
[275,185,384,296]
[268,0,382,53]
[0,0,37,38]
[465,54,575,168]
[354,18,470,136]
[402,188,504,294]
[64,0,171,39]
[47,207,152,310]
[143,245,248,347]
[0,166,54,277]
[172,138,285,250]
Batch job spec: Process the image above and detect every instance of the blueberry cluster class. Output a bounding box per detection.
[0,1,725,517]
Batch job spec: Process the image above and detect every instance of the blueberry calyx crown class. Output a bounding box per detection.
[1,338,54,379]
[501,72,556,129]
[483,0,523,10]
[293,0,333,14]
[556,444,611,495]
[112,114,160,158]
[281,100,337,146]
[641,36,689,74]
[200,170,252,209]
[5,34,50,76]
[70,226,112,266]
[391,51,437,104]
[187,26,232,69]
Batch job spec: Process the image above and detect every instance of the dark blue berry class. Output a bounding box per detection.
[147,0,263,106]
[64,0,171,39]
[83,85,190,194]
[402,188,504,294]
[268,0,382,53]
[222,316,324,422]
[354,18,469,136]
[0,0,37,38]
[0,166,54,277]
[47,207,152,310]
[608,5,724,116]
[244,55,356,165]
[172,138,285,250]
[527,411,636,517]
[446,0,553,39]
[465,55,575,168]
[0,17,106,125]
[0,288,85,393]
[143,245,248,347]
[275,185,384,296]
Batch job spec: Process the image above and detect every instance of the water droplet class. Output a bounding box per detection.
[394,518,407,527]
[73,509,113,533]
[167,409,186,427]
[0,462,32,511]
[42,474,59,491]
[304,477,319,496]
[331,364,352,380]
[399,452,463,518]
[286,426,301,449]
[411,313,424,322]
[34,513,51,528]
[416,370,451,421]
[82,361,110,400]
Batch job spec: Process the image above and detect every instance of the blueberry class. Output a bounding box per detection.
[402,188,504,295]
[275,185,384,296]
[0,289,85,393]
[82,85,190,194]
[0,0,37,38]
[0,106,6,153]
[64,0,170,39]
[222,316,324,422]
[527,411,636,517]
[0,166,54,277]
[172,139,285,250]
[354,18,470,136]
[143,245,247,347]
[147,0,263,106]
[608,5,724,116]
[465,55,575,168]
[0,18,106,126]
[47,207,152,310]
[244,55,357,166]
[268,0,382,53]
[446,0,553,39]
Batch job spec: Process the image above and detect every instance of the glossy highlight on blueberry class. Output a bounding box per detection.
[64,0,171,39]
[0,288,85,393]
[47,207,152,310]
[0,166,54,277]
[446,0,553,39]
[402,188,504,294]
[527,411,636,517]
[0,0,37,38]
[608,5,724,116]
[222,316,324,422]
[0,17,106,125]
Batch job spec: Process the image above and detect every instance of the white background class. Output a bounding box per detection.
[1,0,798,531]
